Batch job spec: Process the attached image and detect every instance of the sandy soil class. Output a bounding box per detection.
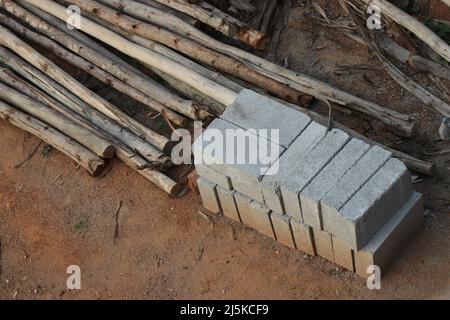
[0,1,449,300]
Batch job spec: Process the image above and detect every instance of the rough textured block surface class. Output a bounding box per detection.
[235,193,275,239]
[221,89,311,148]
[291,219,316,256]
[301,138,370,229]
[354,192,423,277]
[193,118,284,187]
[232,179,264,203]
[338,158,413,249]
[313,229,334,262]
[280,129,350,220]
[196,164,232,190]
[332,236,355,271]
[216,186,241,222]
[262,122,328,218]
[270,213,296,248]
[321,146,392,234]
[197,177,221,214]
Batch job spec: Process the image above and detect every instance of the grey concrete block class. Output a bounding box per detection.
[354,192,424,277]
[232,179,264,203]
[196,164,232,190]
[235,193,275,239]
[332,236,355,272]
[262,122,328,217]
[270,212,296,248]
[301,139,371,229]
[221,89,311,148]
[290,219,316,256]
[193,118,284,191]
[338,158,413,249]
[216,186,241,222]
[313,229,334,262]
[280,129,351,220]
[197,177,221,214]
[321,146,391,235]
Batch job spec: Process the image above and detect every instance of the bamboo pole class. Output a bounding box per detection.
[0,13,186,127]
[0,25,170,152]
[0,100,105,176]
[59,0,415,136]
[3,0,202,121]
[0,80,116,159]
[0,47,171,163]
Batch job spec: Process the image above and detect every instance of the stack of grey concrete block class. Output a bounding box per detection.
[193,90,424,277]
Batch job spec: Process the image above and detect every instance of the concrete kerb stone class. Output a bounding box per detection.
[339,158,413,249]
[290,219,316,256]
[301,138,371,230]
[235,192,275,239]
[262,122,328,217]
[313,228,334,262]
[332,236,355,271]
[220,89,312,148]
[321,146,392,238]
[193,118,284,201]
[270,212,296,248]
[196,164,232,190]
[280,129,351,221]
[197,177,221,214]
[216,186,241,222]
[354,192,424,277]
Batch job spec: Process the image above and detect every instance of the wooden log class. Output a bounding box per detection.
[22,0,239,106]
[61,0,415,136]
[0,80,116,159]
[0,100,105,176]
[0,48,171,164]
[0,68,180,192]
[148,0,267,48]
[59,0,313,107]
[0,24,170,152]
[360,0,450,63]
[0,12,186,127]
[4,0,201,121]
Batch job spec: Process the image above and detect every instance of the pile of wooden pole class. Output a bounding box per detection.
[0,0,437,196]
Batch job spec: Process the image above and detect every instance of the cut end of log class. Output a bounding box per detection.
[236,27,268,50]
[103,144,116,159]
[90,159,106,177]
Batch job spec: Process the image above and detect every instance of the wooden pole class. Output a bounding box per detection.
[0,100,105,176]
[0,24,170,152]
[0,12,186,127]
[0,48,171,164]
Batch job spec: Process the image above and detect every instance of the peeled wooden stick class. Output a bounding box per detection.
[0,25,169,152]
[0,80,116,159]
[23,0,239,105]
[0,100,104,176]
[4,0,201,121]
[60,0,415,136]
[147,0,267,48]
[0,13,186,127]
[0,47,170,163]
[0,68,180,193]
[58,0,312,106]
[360,0,450,63]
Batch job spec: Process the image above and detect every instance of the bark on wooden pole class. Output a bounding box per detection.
[0,13,186,127]
[0,24,170,152]
[0,48,171,164]
[0,100,105,176]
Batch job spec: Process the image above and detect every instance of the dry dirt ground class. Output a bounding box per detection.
[0,1,449,300]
